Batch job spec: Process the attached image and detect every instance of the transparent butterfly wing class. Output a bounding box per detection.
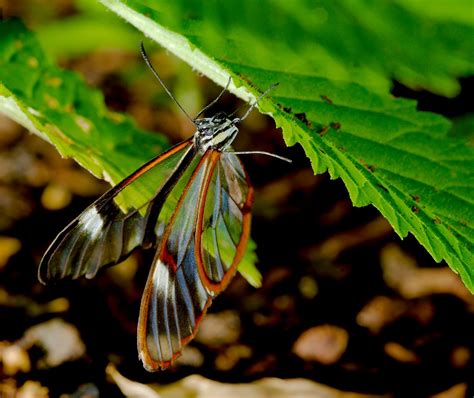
[38,140,194,283]
[138,151,253,370]
[196,151,253,293]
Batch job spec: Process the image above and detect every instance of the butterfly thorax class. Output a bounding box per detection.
[193,112,239,154]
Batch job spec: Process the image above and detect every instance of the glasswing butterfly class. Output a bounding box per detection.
[38,43,289,371]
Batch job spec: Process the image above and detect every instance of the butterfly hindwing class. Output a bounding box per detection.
[138,151,210,369]
[38,140,193,283]
[138,151,253,370]
[196,151,253,293]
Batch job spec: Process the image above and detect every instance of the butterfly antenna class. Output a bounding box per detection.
[194,76,232,120]
[232,82,279,122]
[231,150,292,163]
[140,42,196,125]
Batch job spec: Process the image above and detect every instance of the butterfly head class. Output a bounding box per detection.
[194,112,239,154]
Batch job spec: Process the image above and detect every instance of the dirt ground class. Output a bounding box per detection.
[0,4,473,396]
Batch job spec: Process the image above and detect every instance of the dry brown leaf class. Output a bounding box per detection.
[298,275,319,299]
[0,237,21,269]
[0,114,23,145]
[41,183,72,210]
[17,381,48,398]
[292,325,349,365]
[106,364,161,398]
[215,344,252,371]
[0,289,69,316]
[0,186,33,230]
[20,318,85,368]
[356,296,434,334]
[255,169,322,218]
[0,380,48,398]
[380,244,474,307]
[0,342,31,375]
[450,346,470,368]
[319,199,352,226]
[195,310,241,347]
[175,346,204,368]
[384,342,419,364]
[430,383,467,398]
[107,364,389,398]
[356,296,407,334]
[0,379,17,398]
[303,217,393,261]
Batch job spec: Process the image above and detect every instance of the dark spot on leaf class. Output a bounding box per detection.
[361,159,376,172]
[433,217,441,224]
[318,126,329,136]
[411,206,419,214]
[283,106,292,113]
[295,112,310,127]
[411,195,420,202]
[320,95,333,104]
[330,122,341,130]
[377,183,388,193]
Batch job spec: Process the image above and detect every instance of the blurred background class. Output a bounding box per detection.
[0,1,473,397]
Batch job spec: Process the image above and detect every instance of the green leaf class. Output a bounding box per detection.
[36,16,141,59]
[100,0,474,290]
[450,114,474,143]
[36,0,142,59]
[0,18,261,287]
[105,0,474,97]
[0,18,168,195]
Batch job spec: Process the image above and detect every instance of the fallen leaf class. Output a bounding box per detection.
[0,186,33,230]
[356,296,434,334]
[0,114,23,145]
[303,217,393,261]
[107,364,388,398]
[41,183,72,210]
[384,342,419,364]
[450,346,470,368]
[20,318,85,368]
[298,275,319,299]
[0,289,69,316]
[175,346,204,368]
[356,296,407,334]
[66,383,100,398]
[106,364,161,398]
[16,381,48,398]
[292,325,349,365]
[215,344,252,371]
[195,310,241,347]
[430,383,467,398]
[0,237,21,269]
[380,244,474,307]
[0,342,31,375]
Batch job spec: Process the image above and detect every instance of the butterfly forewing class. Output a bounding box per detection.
[38,140,193,283]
